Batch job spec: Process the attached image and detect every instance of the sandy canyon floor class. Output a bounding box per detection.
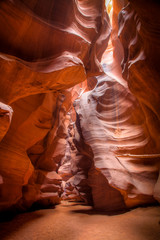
[0,201,160,240]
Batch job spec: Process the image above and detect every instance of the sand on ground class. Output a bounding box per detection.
[0,201,160,240]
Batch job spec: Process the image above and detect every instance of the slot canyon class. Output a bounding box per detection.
[0,0,160,239]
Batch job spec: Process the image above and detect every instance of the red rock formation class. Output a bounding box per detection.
[58,85,93,204]
[0,0,160,213]
[0,103,13,142]
[71,0,160,210]
[0,0,110,212]
[0,93,56,211]
[118,0,160,203]
[75,73,159,210]
[0,0,110,103]
[60,110,93,204]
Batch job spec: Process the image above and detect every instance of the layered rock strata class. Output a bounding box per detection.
[118,0,160,202]
[0,0,160,213]
[75,73,159,210]
[0,92,60,211]
[59,112,93,204]
[72,0,160,210]
[0,0,110,103]
[0,0,110,211]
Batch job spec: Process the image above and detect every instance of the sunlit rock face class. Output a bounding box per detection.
[119,0,160,148]
[58,83,93,204]
[75,74,158,210]
[59,108,93,204]
[0,86,85,212]
[0,0,110,103]
[0,0,111,212]
[0,92,59,211]
[118,0,160,202]
[0,0,160,213]
[71,0,160,210]
[0,103,13,142]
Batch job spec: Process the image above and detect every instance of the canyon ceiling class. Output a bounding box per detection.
[0,0,160,213]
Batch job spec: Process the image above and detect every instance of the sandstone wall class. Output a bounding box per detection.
[0,0,110,212]
[0,0,160,213]
[71,0,160,210]
[118,0,160,202]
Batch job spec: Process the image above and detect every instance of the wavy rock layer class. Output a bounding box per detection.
[75,73,158,210]
[0,92,57,211]
[118,0,160,202]
[0,0,160,213]
[72,0,160,210]
[0,82,89,212]
[59,110,93,204]
[0,103,13,142]
[0,0,110,212]
[0,0,110,103]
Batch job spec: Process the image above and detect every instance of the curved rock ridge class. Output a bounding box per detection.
[75,73,158,210]
[0,0,111,212]
[68,0,160,209]
[118,0,160,201]
[0,103,13,142]
[0,92,65,211]
[59,109,93,204]
[118,1,160,149]
[0,0,160,213]
[102,0,127,88]
[0,93,57,211]
[0,79,89,212]
[0,0,111,103]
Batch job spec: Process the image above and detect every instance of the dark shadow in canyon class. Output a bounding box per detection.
[70,202,160,216]
[0,212,45,239]
[71,207,129,216]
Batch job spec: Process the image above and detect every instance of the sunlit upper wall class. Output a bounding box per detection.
[105,0,113,16]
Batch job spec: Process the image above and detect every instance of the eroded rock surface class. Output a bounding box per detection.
[0,103,13,142]
[118,0,160,202]
[0,0,110,103]
[0,0,110,212]
[0,0,160,213]
[75,73,159,210]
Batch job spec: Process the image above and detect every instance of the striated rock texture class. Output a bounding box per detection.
[0,0,110,104]
[0,0,160,213]
[59,109,93,204]
[0,92,59,211]
[0,86,85,212]
[118,0,160,202]
[75,73,159,210]
[0,103,13,142]
[0,0,110,212]
[71,0,160,210]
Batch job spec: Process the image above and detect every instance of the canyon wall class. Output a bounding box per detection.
[0,0,160,213]
[75,73,158,210]
[72,0,160,210]
[0,0,110,212]
[119,0,160,203]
